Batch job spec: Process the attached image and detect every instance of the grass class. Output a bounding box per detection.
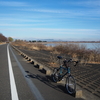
[11,41,48,50]
[0,42,6,44]
[11,41,100,64]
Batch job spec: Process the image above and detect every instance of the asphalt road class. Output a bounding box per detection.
[0,44,84,100]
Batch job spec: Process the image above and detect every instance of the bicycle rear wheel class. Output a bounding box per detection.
[65,75,76,94]
[52,68,60,83]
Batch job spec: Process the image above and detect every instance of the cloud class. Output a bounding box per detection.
[63,0,100,7]
[60,0,100,17]
[1,1,99,20]
[0,1,28,7]
[19,8,70,14]
[0,27,99,35]
[0,23,48,27]
[18,7,100,18]
[0,18,45,23]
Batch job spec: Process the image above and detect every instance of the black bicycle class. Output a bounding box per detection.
[52,56,78,94]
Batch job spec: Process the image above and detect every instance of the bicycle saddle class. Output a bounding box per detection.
[57,56,62,59]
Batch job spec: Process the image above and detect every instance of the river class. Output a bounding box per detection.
[45,43,100,50]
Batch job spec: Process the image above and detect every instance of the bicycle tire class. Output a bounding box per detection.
[52,68,60,83]
[65,75,76,94]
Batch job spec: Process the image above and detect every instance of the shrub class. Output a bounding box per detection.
[52,43,100,63]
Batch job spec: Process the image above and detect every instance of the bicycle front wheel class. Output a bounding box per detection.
[65,75,76,94]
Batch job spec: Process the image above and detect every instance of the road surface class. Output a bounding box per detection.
[0,44,83,100]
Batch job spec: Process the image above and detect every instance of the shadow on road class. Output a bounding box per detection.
[25,71,75,97]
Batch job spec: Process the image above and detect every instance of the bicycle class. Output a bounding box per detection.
[52,56,78,94]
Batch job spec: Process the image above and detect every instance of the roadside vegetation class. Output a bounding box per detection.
[0,33,7,43]
[52,43,100,64]
[0,33,13,44]
[12,40,47,50]
[12,40,100,64]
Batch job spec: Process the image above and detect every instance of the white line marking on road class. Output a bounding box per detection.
[7,44,19,100]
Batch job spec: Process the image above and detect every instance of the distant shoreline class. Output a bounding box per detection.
[38,41,100,44]
[29,41,100,43]
[49,41,100,43]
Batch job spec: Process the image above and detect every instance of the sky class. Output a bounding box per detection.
[0,0,100,41]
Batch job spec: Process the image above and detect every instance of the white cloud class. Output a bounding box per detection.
[0,18,45,23]
[18,7,100,18]
[63,0,100,7]
[0,1,28,7]
[19,8,70,14]
[0,27,99,35]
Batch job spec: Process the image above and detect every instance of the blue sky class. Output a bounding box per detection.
[0,0,100,41]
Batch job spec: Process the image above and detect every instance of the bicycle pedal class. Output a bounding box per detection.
[62,79,64,81]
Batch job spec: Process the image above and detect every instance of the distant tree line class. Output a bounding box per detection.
[29,40,47,42]
[0,33,14,42]
[0,33,7,42]
[14,39,27,42]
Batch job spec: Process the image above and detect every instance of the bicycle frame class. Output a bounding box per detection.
[59,65,71,79]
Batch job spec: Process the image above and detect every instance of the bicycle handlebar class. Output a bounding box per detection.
[63,59,78,67]
[57,56,78,67]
